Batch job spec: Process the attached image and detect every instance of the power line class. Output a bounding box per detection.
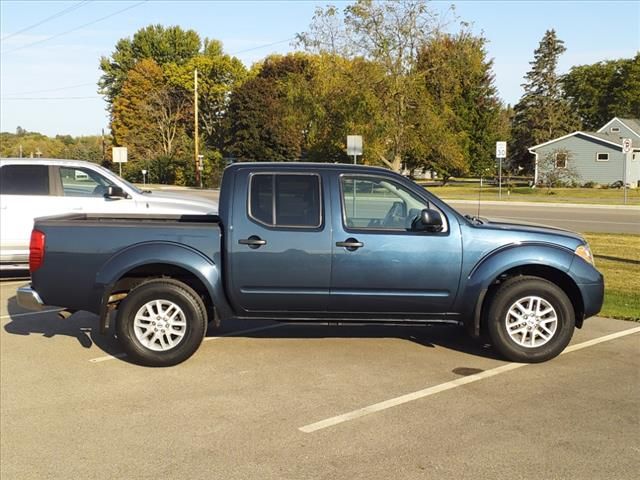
[3,82,96,96]
[1,96,100,100]
[230,37,296,56]
[2,0,148,54]
[1,0,91,42]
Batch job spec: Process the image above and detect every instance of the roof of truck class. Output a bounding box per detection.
[226,161,392,173]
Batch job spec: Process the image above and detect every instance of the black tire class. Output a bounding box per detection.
[116,278,207,367]
[487,276,575,363]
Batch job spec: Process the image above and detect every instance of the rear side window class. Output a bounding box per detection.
[0,165,50,195]
[249,173,321,228]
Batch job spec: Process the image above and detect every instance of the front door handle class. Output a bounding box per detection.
[336,238,364,251]
[239,235,267,249]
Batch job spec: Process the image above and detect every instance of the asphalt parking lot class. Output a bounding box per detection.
[1,278,639,480]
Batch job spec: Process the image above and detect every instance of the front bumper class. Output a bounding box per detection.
[17,286,47,311]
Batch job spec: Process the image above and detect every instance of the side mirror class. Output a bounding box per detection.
[412,208,443,233]
[105,186,126,199]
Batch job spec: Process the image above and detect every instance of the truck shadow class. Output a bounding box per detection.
[3,295,500,363]
[3,295,122,356]
[212,320,501,361]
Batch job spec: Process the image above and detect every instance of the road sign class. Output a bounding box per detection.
[112,147,128,163]
[622,138,632,154]
[347,135,363,156]
[496,141,507,159]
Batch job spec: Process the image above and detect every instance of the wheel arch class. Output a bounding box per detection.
[95,242,230,333]
[462,243,585,337]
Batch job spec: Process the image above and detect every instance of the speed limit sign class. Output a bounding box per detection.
[622,138,632,153]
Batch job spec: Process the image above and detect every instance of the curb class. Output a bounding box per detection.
[444,199,640,210]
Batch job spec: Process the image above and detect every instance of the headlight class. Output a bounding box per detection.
[575,244,595,266]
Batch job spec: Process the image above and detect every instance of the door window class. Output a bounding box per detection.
[249,173,322,228]
[0,165,50,195]
[341,176,445,231]
[59,167,115,197]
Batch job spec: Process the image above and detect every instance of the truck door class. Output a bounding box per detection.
[227,169,331,313]
[329,173,462,314]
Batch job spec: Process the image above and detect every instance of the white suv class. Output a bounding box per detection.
[0,158,218,269]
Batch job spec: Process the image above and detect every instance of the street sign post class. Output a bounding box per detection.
[112,147,128,177]
[141,169,147,186]
[496,141,507,200]
[622,138,632,205]
[347,135,363,165]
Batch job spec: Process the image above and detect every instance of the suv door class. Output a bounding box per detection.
[227,169,331,313]
[0,164,56,264]
[329,173,462,314]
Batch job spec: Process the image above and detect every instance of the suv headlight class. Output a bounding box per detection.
[575,244,595,266]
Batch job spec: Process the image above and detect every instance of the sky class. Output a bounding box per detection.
[1,0,639,137]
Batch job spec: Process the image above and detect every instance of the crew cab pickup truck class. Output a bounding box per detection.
[18,163,604,366]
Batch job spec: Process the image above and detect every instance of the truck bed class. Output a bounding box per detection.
[31,213,221,313]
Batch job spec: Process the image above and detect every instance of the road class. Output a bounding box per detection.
[1,279,639,479]
[157,187,640,234]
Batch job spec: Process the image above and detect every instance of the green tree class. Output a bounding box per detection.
[226,54,314,161]
[417,31,507,177]
[511,29,580,172]
[99,25,202,104]
[562,54,640,130]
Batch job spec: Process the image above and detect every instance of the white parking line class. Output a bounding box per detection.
[0,309,60,320]
[88,323,285,363]
[299,326,640,433]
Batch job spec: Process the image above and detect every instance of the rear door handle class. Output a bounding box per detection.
[336,238,364,251]
[239,235,267,249]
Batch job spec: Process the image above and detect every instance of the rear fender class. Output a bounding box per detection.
[95,242,232,333]
[460,243,577,335]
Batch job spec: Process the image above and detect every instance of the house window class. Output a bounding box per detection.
[596,153,609,162]
[610,127,620,133]
[554,152,568,168]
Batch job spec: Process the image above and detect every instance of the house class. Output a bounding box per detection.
[529,117,640,188]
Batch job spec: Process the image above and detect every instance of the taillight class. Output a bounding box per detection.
[29,230,45,272]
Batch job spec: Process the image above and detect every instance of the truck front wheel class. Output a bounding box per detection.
[116,279,207,366]
[487,276,575,363]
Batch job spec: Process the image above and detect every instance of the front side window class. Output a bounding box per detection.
[340,176,443,231]
[0,164,49,195]
[596,153,609,162]
[59,167,115,197]
[249,173,321,228]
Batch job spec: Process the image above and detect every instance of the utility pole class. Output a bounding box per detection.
[194,68,200,188]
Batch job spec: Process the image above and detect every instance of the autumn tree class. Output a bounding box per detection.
[297,0,452,171]
[562,54,640,130]
[511,29,580,172]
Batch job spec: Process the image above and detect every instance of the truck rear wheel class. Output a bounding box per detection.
[116,279,207,366]
[487,276,575,363]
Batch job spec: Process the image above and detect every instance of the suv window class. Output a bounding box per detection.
[249,173,321,228]
[59,167,115,197]
[0,164,50,195]
[341,176,446,232]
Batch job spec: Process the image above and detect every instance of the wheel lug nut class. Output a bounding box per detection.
[154,328,158,332]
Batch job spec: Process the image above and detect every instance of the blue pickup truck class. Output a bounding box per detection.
[18,163,604,366]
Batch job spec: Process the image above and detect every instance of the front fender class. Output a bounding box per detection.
[94,241,231,332]
[458,242,577,332]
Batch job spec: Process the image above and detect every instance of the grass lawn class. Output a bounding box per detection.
[425,184,640,205]
[584,233,640,321]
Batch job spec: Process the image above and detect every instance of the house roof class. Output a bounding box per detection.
[528,131,622,151]
[597,117,640,138]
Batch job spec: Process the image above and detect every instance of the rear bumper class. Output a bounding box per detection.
[17,286,47,311]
